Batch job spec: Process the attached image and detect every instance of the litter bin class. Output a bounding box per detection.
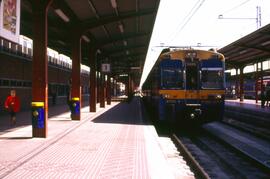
[71,97,80,120]
[31,102,45,128]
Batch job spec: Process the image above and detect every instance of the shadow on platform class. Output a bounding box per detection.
[93,97,148,125]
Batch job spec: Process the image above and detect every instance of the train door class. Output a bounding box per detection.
[186,62,198,90]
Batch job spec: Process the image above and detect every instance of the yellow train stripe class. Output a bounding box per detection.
[159,90,225,99]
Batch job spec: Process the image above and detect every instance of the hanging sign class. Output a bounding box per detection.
[101,63,111,73]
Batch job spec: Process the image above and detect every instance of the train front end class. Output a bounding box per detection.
[158,49,225,124]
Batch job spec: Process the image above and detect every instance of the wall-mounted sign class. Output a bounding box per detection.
[0,0,21,43]
[101,63,111,73]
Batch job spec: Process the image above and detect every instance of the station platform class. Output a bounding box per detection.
[225,99,270,114]
[0,98,194,179]
[225,99,270,132]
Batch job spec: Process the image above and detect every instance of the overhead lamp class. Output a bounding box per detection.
[130,67,140,70]
[118,24,124,33]
[239,50,247,54]
[55,9,70,22]
[57,40,65,45]
[110,0,117,9]
[126,51,129,55]
[261,40,270,46]
[82,35,90,43]
[123,40,127,46]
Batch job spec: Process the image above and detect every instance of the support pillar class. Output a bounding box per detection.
[255,63,259,103]
[239,67,244,102]
[100,74,105,108]
[71,32,81,120]
[235,68,239,99]
[106,75,111,105]
[260,62,264,103]
[97,72,100,103]
[31,0,53,138]
[89,47,97,112]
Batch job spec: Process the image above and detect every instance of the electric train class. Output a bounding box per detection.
[142,48,225,124]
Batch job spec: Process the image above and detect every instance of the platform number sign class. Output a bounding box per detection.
[101,63,111,73]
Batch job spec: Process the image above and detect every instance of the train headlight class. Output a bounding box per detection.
[162,94,170,98]
[216,95,222,99]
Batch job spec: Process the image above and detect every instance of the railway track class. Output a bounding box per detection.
[171,125,270,178]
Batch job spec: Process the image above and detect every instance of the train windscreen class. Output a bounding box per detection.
[161,68,183,89]
[201,69,224,89]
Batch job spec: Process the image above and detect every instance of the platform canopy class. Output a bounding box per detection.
[218,23,270,69]
[21,0,160,86]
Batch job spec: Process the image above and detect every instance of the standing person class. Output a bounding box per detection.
[4,89,21,125]
[266,83,270,107]
[261,84,266,108]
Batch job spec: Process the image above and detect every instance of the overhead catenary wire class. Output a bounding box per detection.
[220,0,253,15]
[167,0,206,45]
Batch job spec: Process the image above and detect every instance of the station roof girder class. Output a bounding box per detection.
[218,23,270,68]
[21,0,160,86]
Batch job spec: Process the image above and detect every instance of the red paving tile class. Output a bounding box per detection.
[0,98,193,179]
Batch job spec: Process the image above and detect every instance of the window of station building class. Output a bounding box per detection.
[23,81,32,87]
[10,80,17,86]
[16,81,22,87]
[2,79,10,86]
[57,84,66,96]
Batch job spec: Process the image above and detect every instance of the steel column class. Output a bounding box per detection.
[89,47,97,112]
[106,75,111,105]
[71,32,81,120]
[31,0,53,138]
[239,67,244,102]
[255,63,259,103]
[100,74,105,108]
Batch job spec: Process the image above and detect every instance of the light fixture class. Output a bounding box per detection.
[118,24,124,33]
[239,50,247,54]
[82,35,90,43]
[55,9,70,22]
[123,40,127,46]
[110,0,117,9]
[261,40,270,46]
[57,40,65,45]
[126,51,129,55]
[130,67,140,70]
[97,49,101,53]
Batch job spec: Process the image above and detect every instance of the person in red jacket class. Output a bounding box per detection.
[4,89,20,125]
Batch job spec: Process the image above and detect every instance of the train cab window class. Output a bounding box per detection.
[161,68,183,89]
[201,70,224,89]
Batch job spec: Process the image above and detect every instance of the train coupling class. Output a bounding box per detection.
[186,104,202,120]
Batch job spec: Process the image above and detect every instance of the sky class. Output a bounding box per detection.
[139,0,270,88]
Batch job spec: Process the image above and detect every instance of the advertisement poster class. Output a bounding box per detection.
[0,0,20,43]
[3,0,17,34]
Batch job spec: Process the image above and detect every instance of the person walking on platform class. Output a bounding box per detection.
[4,89,21,125]
[261,84,266,108]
